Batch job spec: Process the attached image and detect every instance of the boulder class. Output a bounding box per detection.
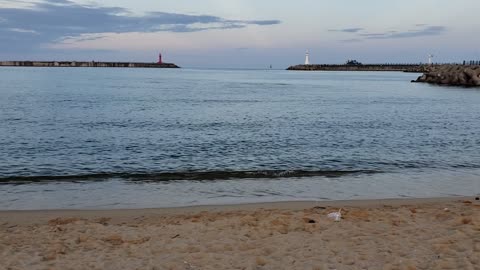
[413,64,480,87]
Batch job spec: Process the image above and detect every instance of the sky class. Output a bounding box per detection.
[0,0,479,68]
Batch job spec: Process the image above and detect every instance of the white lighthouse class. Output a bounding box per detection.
[428,54,434,65]
[305,50,310,65]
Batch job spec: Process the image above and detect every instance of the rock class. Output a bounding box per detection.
[413,64,480,87]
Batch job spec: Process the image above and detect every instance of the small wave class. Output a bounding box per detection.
[0,169,379,184]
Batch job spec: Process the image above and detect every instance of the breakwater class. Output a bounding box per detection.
[0,61,180,68]
[413,64,480,87]
[287,64,427,72]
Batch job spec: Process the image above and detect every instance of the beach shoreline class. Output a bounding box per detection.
[1,196,478,269]
[0,196,476,223]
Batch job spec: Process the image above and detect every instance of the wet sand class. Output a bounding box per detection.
[1,197,479,269]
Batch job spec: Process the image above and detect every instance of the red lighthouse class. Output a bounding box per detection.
[158,53,162,64]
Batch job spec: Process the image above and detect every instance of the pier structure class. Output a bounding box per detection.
[287,63,429,72]
[0,61,179,69]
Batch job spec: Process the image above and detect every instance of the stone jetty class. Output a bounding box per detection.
[0,61,180,69]
[287,64,428,72]
[412,65,480,87]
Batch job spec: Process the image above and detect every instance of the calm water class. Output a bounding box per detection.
[0,67,479,209]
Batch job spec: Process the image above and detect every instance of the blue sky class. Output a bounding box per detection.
[0,0,479,68]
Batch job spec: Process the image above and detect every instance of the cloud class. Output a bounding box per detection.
[8,28,39,34]
[0,0,281,51]
[248,20,283,26]
[340,38,363,43]
[329,27,364,33]
[364,26,447,39]
[358,33,387,37]
[60,33,107,43]
[336,24,447,43]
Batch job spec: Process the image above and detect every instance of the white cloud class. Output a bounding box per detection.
[8,28,39,34]
[0,0,41,8]
[0,0,280,52]
[48,25,280,52]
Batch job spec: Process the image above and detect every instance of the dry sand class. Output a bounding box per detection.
[0,197,479,270]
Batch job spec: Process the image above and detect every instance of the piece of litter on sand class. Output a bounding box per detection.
[327,209,342,221]
[184,261,194,269]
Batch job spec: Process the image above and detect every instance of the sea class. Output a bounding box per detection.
[1,67,479,210]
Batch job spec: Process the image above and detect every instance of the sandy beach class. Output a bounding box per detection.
[1,197,479,270]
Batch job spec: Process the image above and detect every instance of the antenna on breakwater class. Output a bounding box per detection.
[428,54,434,65]
[305,50,310,65]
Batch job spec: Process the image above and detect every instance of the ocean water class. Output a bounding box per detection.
[0,67,479,210]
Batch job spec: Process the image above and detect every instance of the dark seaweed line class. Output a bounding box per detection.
[0,170,380,184]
